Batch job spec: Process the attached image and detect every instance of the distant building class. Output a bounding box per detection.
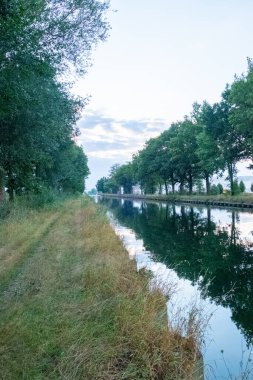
[132,185,142,195]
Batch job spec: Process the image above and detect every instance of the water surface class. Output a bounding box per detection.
[99,197,253,379]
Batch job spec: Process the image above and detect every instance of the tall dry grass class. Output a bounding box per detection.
[0,196,202,379]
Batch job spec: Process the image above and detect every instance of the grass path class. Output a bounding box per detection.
[0,197,199,379]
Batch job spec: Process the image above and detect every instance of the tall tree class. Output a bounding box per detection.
[0,57,82,199]
[0,0,110,73]
[0,0,110,199]
[229,59,253,157]
[201,90,248,195]
[192,102,223,194]
[113,163,135,194]
[169,119,200,194]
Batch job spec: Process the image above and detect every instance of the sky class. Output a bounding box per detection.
[73,0,253,190]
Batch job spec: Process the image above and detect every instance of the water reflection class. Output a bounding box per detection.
[100,198,253,349]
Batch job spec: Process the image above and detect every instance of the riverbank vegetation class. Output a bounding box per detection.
[0,0,110,201]
[0,196,201,379]
[96,62,253,196]
[101,192,253,208]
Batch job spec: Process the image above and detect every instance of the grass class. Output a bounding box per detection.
[0,196,201,379]
[102,192,253,205]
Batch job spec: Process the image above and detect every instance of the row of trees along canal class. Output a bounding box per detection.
[0,0,110,201]
[97,62,253,196]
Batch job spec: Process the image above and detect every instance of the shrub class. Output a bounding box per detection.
[195,179,205,194]
[239,180,246,193]
[217,183,223,194]
[251,183,253,192]
[0,201,11,220]
[210,184,219,195]
[232,180,241,195]
[16,186,60,209]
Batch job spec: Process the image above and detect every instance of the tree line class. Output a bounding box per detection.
[0,0,110,201]
[97,61,253,196]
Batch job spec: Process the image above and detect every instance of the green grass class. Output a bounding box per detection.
[103,192,253,205]
[0,196,200,379]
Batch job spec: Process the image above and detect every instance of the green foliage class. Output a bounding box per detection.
[96,163,136,194]
[0,201,11,220]
[210,184,219,195]
[16,186,60,209]
[44,142,90,193]
[239,180,246,193]
[88,188,97,195]
[210,183,224,195]
[229,60,253,155]
[0,0,110,74]
[96,59,253,198]
[217,183,224,194]
[104,198,253,347]
[195,179,205,194]
[0,0,109,202]
[232,180,241,195]
[96,177,108,193]
[113,162,135,194]
[0,167,5,188]
[251,183,253,193]
[96,175,119,194]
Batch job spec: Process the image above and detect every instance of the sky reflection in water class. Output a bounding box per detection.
[99,197,253,379]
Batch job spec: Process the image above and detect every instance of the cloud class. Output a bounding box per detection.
[76,111,169,189]
[77,111,168,160]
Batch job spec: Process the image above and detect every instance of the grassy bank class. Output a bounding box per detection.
[101,193,253,207]
[0,196,200,380]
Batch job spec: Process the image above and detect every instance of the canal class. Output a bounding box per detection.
[98,197,253,379]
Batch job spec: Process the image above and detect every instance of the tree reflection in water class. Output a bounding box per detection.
[101,198,253,346]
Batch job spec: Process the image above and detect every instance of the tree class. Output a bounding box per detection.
[45,142,90,193]
[169,119,200,194]
[0,57,83,199]
[200,90,248,195]
[150,128,179,194]
[239,180,246,193]
[229,59,253,156]
[96,177,108,193]
[0,0,110,200]
[132,146,161,194]
[113,163,135,194]
[0,0,110,74]
[193,102,223,194]
[217,183,224,194]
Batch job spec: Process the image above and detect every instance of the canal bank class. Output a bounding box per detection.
[99,193,253,209]
[0,196,201,380]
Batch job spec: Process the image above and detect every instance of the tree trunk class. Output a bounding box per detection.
[228,163,234,195]
[171,174,175,194]
[7,169,15,201]
[230,211,236,245]
[190,207,194,234]
[188,169,193,194]
[0,167,5,202]
[207,207,211,233]
[0,187,5,202]
[8,186,14,201]
[164,180,168,195]
[179,178,184,193]
[165,204,169,220]
[205,173,210,195]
